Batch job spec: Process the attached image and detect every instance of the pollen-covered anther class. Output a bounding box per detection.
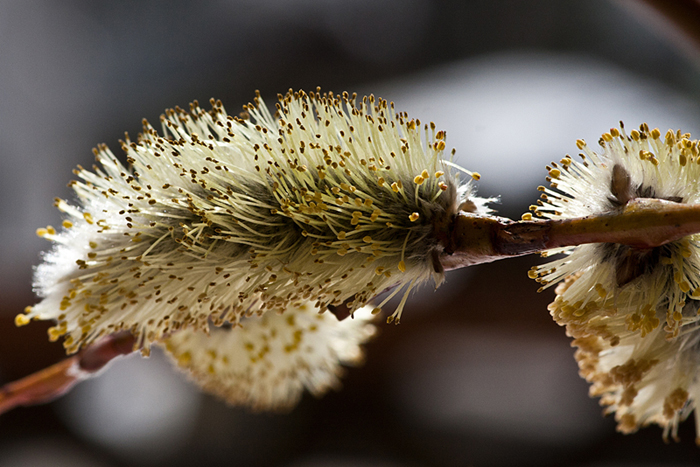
[663,388,689,420]
[14,314,31,327]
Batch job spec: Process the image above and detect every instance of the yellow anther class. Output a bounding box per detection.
[15,314,31,327]
[398,261,406,272]
[521,213,533,221]
[435,171,444,178]
[178,351,192,365]
[36,228,48,237]
[595,283,607,298]
[48,327,63,342]
[83,212,94,224]
[363,236,372,243]
[576,139,586,149]
[414,175,424,185]
[549,168,561,179]
[471,172,481,180]
[665,129,675,144]
[409,212,420,222]
[62,220,73,229]
[391,182,400,192]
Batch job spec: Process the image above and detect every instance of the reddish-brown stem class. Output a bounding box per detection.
[441,198,700,270]
[0,332,135,415]
[545,199,700,249]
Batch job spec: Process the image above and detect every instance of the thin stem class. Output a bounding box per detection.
[0,332,135,415]
[441,198,700,270]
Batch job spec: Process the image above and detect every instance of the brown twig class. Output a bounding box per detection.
[0,332,135,415]
[441,198,700,270]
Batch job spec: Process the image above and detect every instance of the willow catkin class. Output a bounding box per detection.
[530,123,700,442]
[22,89,491,407]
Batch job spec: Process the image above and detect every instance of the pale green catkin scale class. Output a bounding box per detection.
[26,89,490,354]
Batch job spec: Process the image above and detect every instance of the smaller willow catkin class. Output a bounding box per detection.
[163,301,377,411]
[24,89,491,357]
[530,123,700,442]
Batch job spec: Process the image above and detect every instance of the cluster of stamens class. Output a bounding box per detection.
[528,122,700,441]
[25,89,486,357]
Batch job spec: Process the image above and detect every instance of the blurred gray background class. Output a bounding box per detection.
[2,0,700,466]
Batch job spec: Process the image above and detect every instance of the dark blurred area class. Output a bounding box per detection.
[3,0,700,465]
